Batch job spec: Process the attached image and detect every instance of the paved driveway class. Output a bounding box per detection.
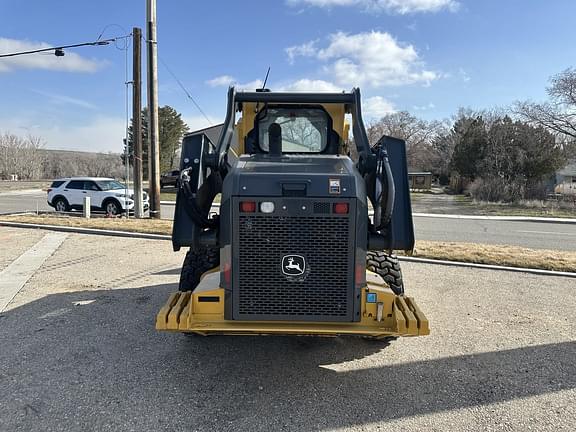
[1,228,575,431]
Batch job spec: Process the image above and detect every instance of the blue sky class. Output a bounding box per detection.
[1,0,575,152]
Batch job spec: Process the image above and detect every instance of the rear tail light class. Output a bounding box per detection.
[47,188,52,194]
[355,263,365,285]
[223,262,231,284]
[240,201,256,213]
[333,202,349,214]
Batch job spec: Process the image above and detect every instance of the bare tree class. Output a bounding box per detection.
[366,111,447,172]
[0,132,46,179]
[515,68,576,139]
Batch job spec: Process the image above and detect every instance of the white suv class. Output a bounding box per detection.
[47,177,149,215]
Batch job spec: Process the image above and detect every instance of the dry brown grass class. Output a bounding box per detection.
[0,181,50,192]
[1,214,575,273]
[0,214,172,235]
[408,240,576,273]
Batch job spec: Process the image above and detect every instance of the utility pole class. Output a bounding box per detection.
[132,27,144,218]
[146,0,161,218]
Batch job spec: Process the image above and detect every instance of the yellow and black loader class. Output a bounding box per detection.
[156,88,429,338]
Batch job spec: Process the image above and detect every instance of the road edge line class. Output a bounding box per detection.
[412,213,576,224]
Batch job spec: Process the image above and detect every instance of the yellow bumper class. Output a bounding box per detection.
[156,271,429,338]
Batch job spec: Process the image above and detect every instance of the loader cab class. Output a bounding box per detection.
[173,87,415,251]
[241,104,345,156]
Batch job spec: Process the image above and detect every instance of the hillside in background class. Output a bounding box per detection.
[40,149,125,179]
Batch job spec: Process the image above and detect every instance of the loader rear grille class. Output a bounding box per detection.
[235,213,353,321]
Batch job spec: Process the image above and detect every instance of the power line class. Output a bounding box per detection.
[158,57,213,126]
[0,36,130,58]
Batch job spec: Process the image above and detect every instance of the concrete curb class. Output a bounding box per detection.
[1,220,574,279]
[0,220,171,241]
[398,256,576,278]
[412,213,576,224]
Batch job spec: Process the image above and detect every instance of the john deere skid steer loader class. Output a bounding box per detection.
[156,88,429,338]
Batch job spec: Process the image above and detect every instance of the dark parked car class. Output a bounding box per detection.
[160,170,180,188]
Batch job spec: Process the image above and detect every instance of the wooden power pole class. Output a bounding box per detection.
[146,0,161,218]
[132,27,144,218]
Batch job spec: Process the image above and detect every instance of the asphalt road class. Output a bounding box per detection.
[414,216,576,251]
[1,227,575,431]
[1,190,575,251]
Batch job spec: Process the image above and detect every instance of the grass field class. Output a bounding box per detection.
[0,181,50,192]
[2,214,574,273]
[411,191,576,218]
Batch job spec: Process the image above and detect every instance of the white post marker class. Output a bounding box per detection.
[83,196,91,219]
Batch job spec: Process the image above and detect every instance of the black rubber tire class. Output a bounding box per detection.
[102,199,122,216]
[53,197,70,213]
[366,251,404,295]
[179,246,220,292]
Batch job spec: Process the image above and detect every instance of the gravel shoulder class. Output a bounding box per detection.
[0,228,575,431]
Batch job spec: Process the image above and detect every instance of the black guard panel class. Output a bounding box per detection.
[378,136,415,251]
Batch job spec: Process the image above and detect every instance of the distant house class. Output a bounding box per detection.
[186,124,224,146]
[555,162,576,195]
[408,171,433,190]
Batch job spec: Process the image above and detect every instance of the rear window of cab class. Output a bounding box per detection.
[50,180,66,188]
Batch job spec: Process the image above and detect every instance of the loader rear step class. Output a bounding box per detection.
[156,272,429,338]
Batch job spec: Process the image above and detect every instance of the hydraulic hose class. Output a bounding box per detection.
[179,168,218,229]
[374,146,395,231]
[382,151,395,227]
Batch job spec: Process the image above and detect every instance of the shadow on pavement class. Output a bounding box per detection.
[1,283,574,431]
[153,267,182,276]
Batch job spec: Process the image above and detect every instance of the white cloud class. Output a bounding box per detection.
[41,116,126,152]
[205,75,236,87]
[206,75,263,90]
[278,79,345,92]
[0,115,125,152]
[363,96,396,118]
[413,102,436,111]
[287,0,458,14]
[458,67,471,82]
[0,38,103,73]
[287,31,438,88]
[285,40,318,64]
[31,89,98,110]
[236,79,264,90]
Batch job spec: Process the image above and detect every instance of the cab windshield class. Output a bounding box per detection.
[96,180,126,191]
[258,107,328,153]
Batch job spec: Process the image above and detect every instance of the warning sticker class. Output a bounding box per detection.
[329,178,341,194]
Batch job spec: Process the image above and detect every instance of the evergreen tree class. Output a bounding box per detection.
[123,106,189,177]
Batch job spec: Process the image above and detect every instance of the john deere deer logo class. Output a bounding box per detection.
[282,255,306,276]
